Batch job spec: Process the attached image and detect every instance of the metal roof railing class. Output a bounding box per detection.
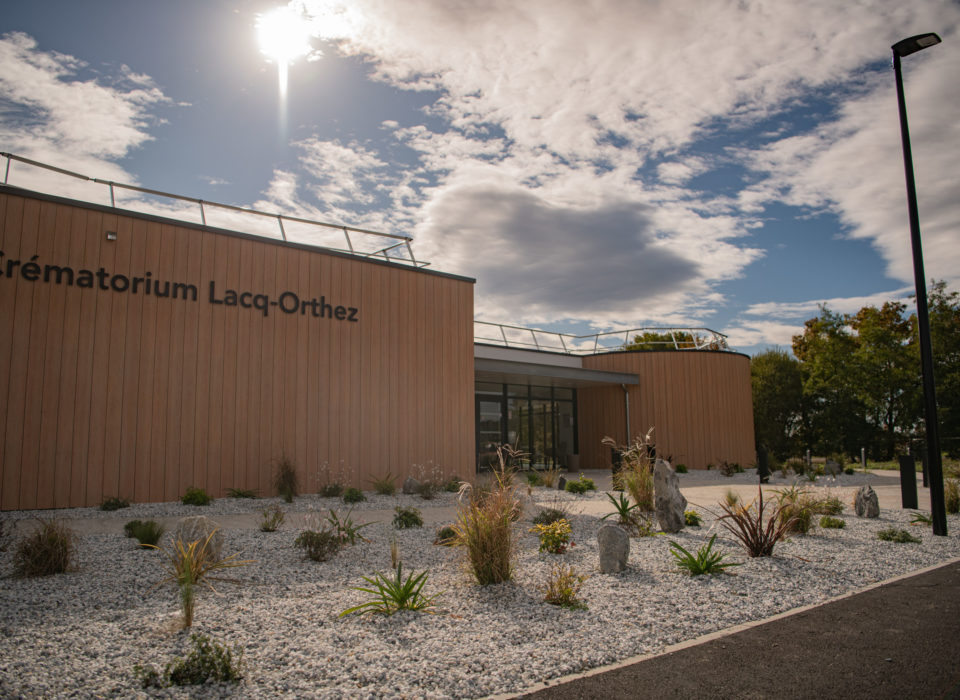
[474,321,730,355]
[1,152,427,268]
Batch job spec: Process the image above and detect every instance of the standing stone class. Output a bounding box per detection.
[174,516,223,559]
[597,524,629,573]
[654,459,687,533]
[854,485,880,518]
[402,477,421,495]
[557,476,567,491]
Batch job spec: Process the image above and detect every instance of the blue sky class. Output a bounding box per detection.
[2,0,959,355]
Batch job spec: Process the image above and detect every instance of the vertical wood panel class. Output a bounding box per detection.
[218,235,241,496]
[0,194,19,510]
[177,225,203,497]
[119,218,147,503]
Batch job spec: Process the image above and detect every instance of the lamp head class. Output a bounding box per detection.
[892,33,942,57]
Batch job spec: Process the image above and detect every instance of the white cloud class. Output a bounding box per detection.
[743,287,915,320]
[722,320,805,351]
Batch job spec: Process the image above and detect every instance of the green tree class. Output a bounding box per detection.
[625,331,728,351]
[927,281,960,457]
[750,349,803,460]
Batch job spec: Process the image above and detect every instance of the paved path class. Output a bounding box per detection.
[511,558,960,700]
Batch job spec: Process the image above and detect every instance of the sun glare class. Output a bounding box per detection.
[257,6,313,66]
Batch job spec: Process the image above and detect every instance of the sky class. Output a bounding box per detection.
[2,0,959,356]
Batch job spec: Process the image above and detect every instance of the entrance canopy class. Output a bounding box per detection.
[474,344,638,388]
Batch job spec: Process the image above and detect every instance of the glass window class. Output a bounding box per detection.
[507,384,529,398]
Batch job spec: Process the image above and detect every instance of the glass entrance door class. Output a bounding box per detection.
[476,397,504,469]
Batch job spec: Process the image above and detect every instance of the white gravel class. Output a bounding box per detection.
[1,479,958,699]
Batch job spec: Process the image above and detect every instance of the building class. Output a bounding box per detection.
[0,160,754,510]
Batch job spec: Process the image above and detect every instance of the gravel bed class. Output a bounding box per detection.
[1,487,958,699]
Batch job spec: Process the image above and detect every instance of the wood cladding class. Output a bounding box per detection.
[578,351,755,470]
[0,191,475,510]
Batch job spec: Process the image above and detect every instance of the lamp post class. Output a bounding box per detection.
[891,32,947,536]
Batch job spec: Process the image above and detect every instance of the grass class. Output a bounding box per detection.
[226,488,258,499]
[13,520,76,577]
[532,508,567,526]
[774,485,814,535]
[181,487,212,506]
[393,506,424,529]
[320,483,344,498]
[946,478,960,514]
[910,511,933,525]
[273,455,299,503]
[454,477,517,585]
[369,472,397,496]
[434,525,457,545]
[541,563,587,610]
[340,563,440,616]
[877,527,921,544]
[259,505,285,532]
[148,530,254,628]
[135,633,244,688]
[342,487,366,504]
[669,534,740,576]
[294,528,341,562]
[100,496,130,511]
[124,519,165,547]
[819,515,846,529]
[326,509,372,545]
[717,485,796,557]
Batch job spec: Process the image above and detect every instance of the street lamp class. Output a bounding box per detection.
[891,32,947,536]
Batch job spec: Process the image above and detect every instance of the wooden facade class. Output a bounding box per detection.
[0,188,475,510]
[578,350,755,470]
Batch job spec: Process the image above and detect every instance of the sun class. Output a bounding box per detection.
[257,6,313,67]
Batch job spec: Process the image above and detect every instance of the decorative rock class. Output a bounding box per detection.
[654,459,687,533]
[597,524,629,573]
[557,476,567,491]
[174,516,223,558]
[825,459,841,478]
[402,477,421,495]
[854,485,880,518]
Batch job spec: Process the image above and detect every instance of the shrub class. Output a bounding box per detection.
[718,486,796,557]
[273,455,299,503]
[844,467,856,475]
[877,527,921,543]
[539,467,561,488]
[417,480,441,500]
[525,471,543,487]
[675,464,688,474]
[819,516,846,529]
[434,525,457,545]
[13,520,76,577]
[259,505,285,532]
[454,481,517,585]
[946,479,960,515]
[811,495,844,515]
[135,633,244,688]
[342,487,366,504]
[126,520,165,547]
[564,475,596,494]
[340,563,440,616]
[531,518,572,554]
[148,531,254,628]
[369,472,396,496]
[326,509,371,545]
[393,506,424,530]
[226,488,257,499]
[669,534,740,576]
[532,508,567,526]
[684,510,702,527]
[541,563,587,610]
[294,528,342,562]
[718,461,742,477]
[774,486,814,535]
[320,483,343,498]
[443,477,462,493]
[100,496,129,511]
[181,487,211,506]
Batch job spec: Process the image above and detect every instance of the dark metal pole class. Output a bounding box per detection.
[893,51,947,536]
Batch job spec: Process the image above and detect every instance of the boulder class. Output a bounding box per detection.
[174,515,223,559]
[854,485,880,518]
[597,524,629,573]
[654,459,687,533]
[402,476,421,495]
[557,476,567,491]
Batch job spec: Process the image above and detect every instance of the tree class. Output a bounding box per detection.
[928,281,960,456]
[625,331,728,351]
[750,349,803,461]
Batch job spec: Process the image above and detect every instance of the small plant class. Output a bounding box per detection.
[669,534,741,576]
[717,485,796,558]
[294,527,342,562]
[327,509,372,545]
[526,471,543,487]
[134,633,244,688]
[946,478,960,514]
[811,495,844,515]
[273,454,299,503]
[259,505,285,532]
[126,520,165,547]
[181,487,211,506]
[417,480,441,500]
[532,508,567,526]
[564,474,596,494]
[541,563,587,610]
[369,472,397,496]
[454,481,517,585]
[531,518,572,554]
[819,516,846,529]
[601,492,641,527]
[675,464,688,474]
[631,513,658,537]
[340,563,440,616]
[100,496,129,511]
[443,477,462,493]
[909,511,933,525]
[539,467,561,488]
[718,460,742,477]
[723,489,741,510]
[877,527,921,544]
[434,525,458,545]
[342,486,366,504]
[844,466,856,475]
[684,510,702,527]
[393,505,424,529]
[148,531,254,628]
[320,483,344,498]
[13,520,76,577]
[774,485,814,535]
[226,488,257,499]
